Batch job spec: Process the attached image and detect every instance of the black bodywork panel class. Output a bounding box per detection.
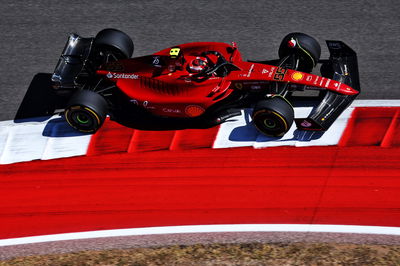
[295,41,360,130]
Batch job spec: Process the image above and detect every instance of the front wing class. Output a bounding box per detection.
[295,41,360,130]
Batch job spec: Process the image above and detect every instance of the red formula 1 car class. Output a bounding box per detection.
[51,29,360,136]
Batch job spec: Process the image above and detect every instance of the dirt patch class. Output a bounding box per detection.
[1,242,400,265]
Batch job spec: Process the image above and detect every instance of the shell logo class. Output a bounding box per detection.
[185,105,205,117]
[292,72,304,81]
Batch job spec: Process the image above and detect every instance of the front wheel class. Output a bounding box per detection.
[94,28,134,59]
[252,97,294,137]
[278,32,321,72]
[65,90,108,133]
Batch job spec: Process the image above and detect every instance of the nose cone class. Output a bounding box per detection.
[337,83,359,96]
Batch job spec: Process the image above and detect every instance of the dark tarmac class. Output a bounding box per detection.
[0,0,399,121]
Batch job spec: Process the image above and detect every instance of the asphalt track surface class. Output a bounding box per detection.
[0,0,400,121]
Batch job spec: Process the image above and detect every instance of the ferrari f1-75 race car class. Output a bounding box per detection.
[51,28,360,137]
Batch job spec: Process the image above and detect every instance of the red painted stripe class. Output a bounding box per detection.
[381,109,400,147]
[169,127,220,150]
[87,121,220,154]
[86,107,400,157]
[87,119,134,155]
[0,146,399,239]
[128,130,176,152]
[339,107,400,147]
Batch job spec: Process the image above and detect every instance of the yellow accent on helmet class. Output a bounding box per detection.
[169,47,181,58]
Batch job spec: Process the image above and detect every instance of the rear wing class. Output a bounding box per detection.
[295,41,360,131]
[51,34,94,92]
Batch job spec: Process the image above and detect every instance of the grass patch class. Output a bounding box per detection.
[1,242,400,265]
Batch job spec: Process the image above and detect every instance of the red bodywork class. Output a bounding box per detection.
[97,42,358,118]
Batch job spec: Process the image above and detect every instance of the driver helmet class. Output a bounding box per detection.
[187,57,208,73]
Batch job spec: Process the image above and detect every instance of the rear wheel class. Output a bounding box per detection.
[94,28,134,59]
[65,90,108,133]
[278,32,321,72]
[252,97,294,137]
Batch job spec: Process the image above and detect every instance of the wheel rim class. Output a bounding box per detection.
[76,113,90,125]
[263,119,277,129]
[253,110,288,137]
[65,106,101,133]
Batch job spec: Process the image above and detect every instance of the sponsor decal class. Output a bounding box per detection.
[235,83,243,89]
[107,72,139,79]
[251,85,261,90]
[105,62,124,71]
[328,42,342,49]
[313,76,319,85]
[152,56,161,66]
[247,64,255,77]
[344,64,349,76]
[273,67,287,81]
[185,105,205,117]
[268,67,275,78]
[262,69,269,74]
[301,120,312,128]
[291,72,303,81]
[322,108,335,121]
[141,101,155,110]
[325,79,331,87]
[319,77,325,86]
[243,81,267,85]
[306,75,313,82]
[163,108,182,114]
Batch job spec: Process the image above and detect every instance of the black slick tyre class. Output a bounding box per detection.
[252,97,294,137]
[64,90,108,133]
[94,28,134,59]
[278,32,321,72]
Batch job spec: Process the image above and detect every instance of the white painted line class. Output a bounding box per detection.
[295,107,353,147]
[1,224,400,247]
[352,100,400,107]
[0,123,48,164]
[0,125,10,158]
[0,116,92,164]
[1,100,399,164]
[213,109,259,149]
[213,106,353,149]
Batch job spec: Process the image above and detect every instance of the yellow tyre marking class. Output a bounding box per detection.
[270,111,288,131]
[296,38,316,67]
[83,107,101,125]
